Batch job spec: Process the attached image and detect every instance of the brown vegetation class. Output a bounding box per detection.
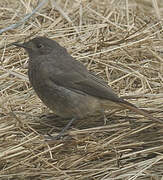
[0,0,163,179]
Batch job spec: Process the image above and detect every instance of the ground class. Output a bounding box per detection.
[0,0,163,179]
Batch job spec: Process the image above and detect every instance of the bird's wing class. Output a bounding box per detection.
[40,57,122,103]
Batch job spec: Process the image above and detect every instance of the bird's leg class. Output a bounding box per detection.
[46,117,76,140]
[101,109,108,125]
[103,113,108,125]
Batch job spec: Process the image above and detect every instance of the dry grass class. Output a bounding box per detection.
[0,0,163,179]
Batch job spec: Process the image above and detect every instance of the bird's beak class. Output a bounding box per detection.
[13,42,28,49]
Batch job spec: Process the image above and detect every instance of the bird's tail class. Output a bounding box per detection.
[118,99,162,123]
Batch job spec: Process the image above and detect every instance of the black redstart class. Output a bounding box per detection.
[13,36,162,139]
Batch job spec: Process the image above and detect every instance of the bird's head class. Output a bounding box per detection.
[13,36,64,56]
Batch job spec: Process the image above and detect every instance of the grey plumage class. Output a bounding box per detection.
[13,36,162,137]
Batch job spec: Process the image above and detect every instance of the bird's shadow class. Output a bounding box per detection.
[30,112,138,136]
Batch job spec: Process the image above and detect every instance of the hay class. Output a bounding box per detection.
[0,0,163,179]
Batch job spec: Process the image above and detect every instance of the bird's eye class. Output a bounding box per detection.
[37,44,44,48]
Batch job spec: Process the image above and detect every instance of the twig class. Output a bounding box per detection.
[0,0,48,35]
[51,0,83,40]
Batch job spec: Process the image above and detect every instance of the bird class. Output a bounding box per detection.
[13,36,162,139]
